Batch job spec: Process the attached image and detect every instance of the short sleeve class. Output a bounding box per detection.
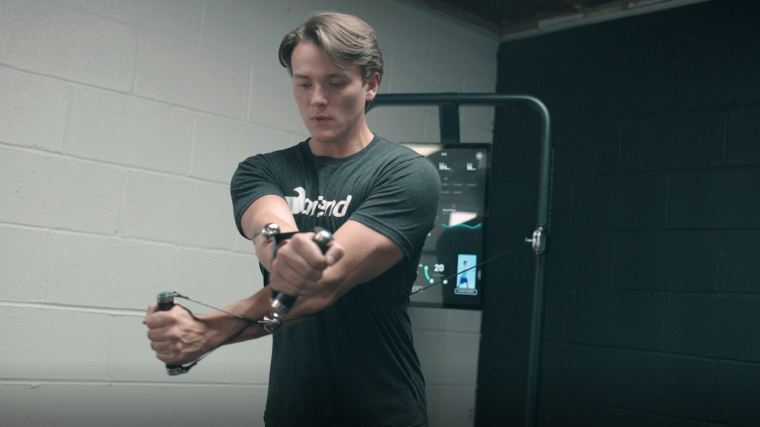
[230,153,285,237]
[349,156,440,258]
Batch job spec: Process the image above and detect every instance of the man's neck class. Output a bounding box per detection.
[308,123,375,159]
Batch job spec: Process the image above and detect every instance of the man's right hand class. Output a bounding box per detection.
[269,231,344,298]
[143,303,213,365]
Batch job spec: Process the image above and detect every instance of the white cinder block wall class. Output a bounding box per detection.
[0,0,498,426]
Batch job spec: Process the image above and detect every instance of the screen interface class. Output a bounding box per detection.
[403,143,490,309]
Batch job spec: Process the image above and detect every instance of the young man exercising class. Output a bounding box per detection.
[144,12,439,427]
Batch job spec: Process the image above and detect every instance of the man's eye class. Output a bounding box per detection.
[298,83,310,88]
[330,82,345,88]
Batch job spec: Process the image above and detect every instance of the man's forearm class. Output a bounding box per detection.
[199,283,331,346]
[197,286,273,346]
[198,222,397,348]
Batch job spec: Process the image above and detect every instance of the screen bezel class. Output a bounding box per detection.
[402,142,492,311]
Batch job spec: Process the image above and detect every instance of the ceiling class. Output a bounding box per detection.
[408,0,691,38]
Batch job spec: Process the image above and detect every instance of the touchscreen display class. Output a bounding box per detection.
[403,143,490,310]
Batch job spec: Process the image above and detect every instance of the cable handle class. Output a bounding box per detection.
[270,227,333,314]
[156,292,185,376]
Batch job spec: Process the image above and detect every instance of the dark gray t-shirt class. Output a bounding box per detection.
[230,135,440,427]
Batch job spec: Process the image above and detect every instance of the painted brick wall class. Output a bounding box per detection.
[478,1,760,426]
[0,1,498,426]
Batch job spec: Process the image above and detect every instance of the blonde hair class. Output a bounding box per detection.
[279,12,384,85]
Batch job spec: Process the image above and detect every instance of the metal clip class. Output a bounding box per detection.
[260,312,282,333]
[525,227,547,255]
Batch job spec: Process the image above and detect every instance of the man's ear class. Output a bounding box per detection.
[364,73,380,102]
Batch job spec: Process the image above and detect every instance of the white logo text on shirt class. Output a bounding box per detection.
[285,187,352,218]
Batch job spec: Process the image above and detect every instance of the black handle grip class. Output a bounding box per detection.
[270,227,332,314]
[156,292,183,375]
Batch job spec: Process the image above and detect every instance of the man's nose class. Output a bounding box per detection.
[310,84,328,106]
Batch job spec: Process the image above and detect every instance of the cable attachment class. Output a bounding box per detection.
[525,227,547,255]
[260,312,282,333]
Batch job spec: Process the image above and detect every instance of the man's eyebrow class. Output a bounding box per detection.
[292,72,349,79]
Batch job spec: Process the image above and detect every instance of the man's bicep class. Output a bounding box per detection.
[348,159,440,257]
[240,195,299,239]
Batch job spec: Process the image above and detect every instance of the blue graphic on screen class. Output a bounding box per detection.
[455,254,478,295]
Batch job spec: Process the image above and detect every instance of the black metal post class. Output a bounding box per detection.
[369,93,552,427]
[438,103,460,143]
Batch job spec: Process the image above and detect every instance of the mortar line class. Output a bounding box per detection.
[62,86,75,155]
[0,0,7,63]
[563,341,760,365]
[0,300,144,316]
[115,169,130,236]
[172,246,181,293]
[0,64,308,138]
[40,229,52,303]
[36,0,205,45]
[187,115,197,176]
[246,61,254,122]
[0,222,84,236]
[198,0,206,46]
[175,242,255,256]
[0,221,250,256]
[596,405,733,427]
[131,30,140,94]
[106,316,116,380]
[0,141,231,187]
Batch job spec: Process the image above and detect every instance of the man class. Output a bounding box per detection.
[144,12,439,427]
[458,260,469,288]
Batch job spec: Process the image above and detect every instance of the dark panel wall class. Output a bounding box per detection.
[478,1,760,426]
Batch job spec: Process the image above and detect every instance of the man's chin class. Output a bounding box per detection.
[308,131,339,145]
